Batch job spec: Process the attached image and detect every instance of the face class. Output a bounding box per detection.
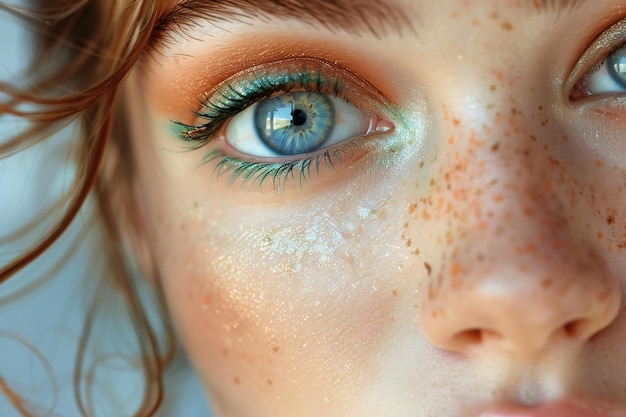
[125,0,626,416]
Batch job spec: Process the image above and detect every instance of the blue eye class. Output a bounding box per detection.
[581,45,626,95]
[172,58,396,191]
[225,91,373,158]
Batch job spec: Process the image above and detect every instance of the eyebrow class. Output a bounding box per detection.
[151,0,415,44]
[151,0,586,47]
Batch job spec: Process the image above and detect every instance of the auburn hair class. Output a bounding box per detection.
[0,1,177,416]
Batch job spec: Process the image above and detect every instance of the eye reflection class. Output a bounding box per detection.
[255,92,334,155]
[225,91,372,158]
[607,48,626,88]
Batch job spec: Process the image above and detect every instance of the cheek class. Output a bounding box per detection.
[155,189,407,410]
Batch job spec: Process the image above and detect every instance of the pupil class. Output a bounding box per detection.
[292,109,307,126]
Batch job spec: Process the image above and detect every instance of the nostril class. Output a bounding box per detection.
[456,329,483,345]
[453,328,502,350]
[563,320,580,337]
[563,318,600,339]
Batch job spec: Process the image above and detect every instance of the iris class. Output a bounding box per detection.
[608,46,626,88]
[254,92,335,155]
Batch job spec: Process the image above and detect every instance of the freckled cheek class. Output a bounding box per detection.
[159,213,402,397]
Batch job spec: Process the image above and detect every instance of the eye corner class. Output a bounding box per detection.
[565,15,626,104]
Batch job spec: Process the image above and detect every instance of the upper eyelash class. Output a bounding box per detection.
[169,58,393,191]
[173,69,344,144]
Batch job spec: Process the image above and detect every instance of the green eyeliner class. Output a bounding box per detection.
[169,57,396,192]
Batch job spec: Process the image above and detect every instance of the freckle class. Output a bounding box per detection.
[523,206,534,217]
[267,379,273,386]
[404,222,409,229]
[607,215,615,225]
[472,18,479,26]
[469,134,485,147]
[595,159,604,167]
[490,85,496,91]
[392,289,398,298]
[530,135,537,141]
[233,377,240,385]
[408,202,417,215]
[489,12,499,19]
[548,157,560,166]
[422,209,431,221]
[450,275,461,290]
[452,118,461,127]
[424,262,432,276]
[272,346,280,353]
[492,194,504,203]
[491,142,500,152]
[449,262,462,278]
[193,201,199,208]
[222,349,229,356]
[501,21,513,30]
[541,278,553,288]
[204,294,212,305]
[406,238,412,247]
[597,232,604,240]
[544,179,553,190]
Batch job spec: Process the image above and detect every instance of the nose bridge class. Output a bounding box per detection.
[417,91,621,359]
[436,89,566,262]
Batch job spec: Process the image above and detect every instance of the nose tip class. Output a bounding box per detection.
[419,257,621,359]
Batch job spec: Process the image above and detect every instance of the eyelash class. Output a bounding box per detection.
[173,59,387,191]
[202,146,353,191]
[174,69,344,143]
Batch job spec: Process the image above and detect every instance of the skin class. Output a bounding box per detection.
[124,1,626,416]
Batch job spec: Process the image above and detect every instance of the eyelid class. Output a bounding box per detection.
[174,57,394,144]
[207,57,392,112]
[568,16,626,99]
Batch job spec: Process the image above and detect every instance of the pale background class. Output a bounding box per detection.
[0,5,212,417]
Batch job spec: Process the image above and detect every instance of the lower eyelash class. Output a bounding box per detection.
[202,146,350,192]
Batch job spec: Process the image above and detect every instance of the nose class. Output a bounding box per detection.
[417,127,621,361]
[419,244,620,359]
